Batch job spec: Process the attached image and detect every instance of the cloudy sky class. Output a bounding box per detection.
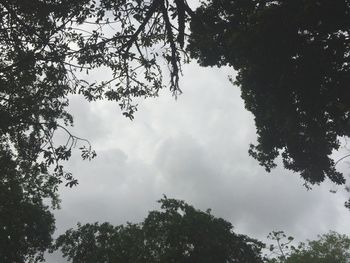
[47,61,350,261]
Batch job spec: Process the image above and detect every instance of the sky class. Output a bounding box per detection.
[47,62,350,262]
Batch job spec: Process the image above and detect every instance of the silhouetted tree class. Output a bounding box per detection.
[2,0,350,258]
[2,0,350,208]
[0,146,55,262]
[54,197,265,263]
[0,0,192,199]
[1,1,191,257]
[188,0,350,186]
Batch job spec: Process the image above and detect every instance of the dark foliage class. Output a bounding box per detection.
[1,0,191,257]
[2,0,350,258]
[54,197,265,263]
[0,145,55,262]
[0,0,195,202]
[189,0,350,185]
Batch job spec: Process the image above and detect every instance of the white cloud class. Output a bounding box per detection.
[48,63,350,261]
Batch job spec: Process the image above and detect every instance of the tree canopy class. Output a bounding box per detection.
[1,0,349,202]
[0,0,193,202]
[0,145,55,262]
[188,0,350,185]
[1,0,349,201]
[267,231,350,263]
[1,1,191,257]
[54,197,265,263]
[1,0,350,259]
[286,231,350,263]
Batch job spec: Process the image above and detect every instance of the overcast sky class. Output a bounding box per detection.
[46,62,350,261]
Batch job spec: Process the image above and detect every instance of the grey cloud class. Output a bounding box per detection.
[47,63,350,261]
[151,132,344,241]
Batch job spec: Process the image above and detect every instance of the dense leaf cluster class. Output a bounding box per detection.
[55,197,265,263]
[189,0,350,185]
[0,145,55,262]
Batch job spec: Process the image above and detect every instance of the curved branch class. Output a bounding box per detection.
[335,154,350,166]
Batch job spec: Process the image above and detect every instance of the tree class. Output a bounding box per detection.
[267,231,350,263]
[0,0,193,199]
[2,0,350,203]
[266,231,295,262]
[1,0,191,257]
[0,145,55,262]
[287,231,350,263]
[1,0,350,257]
[2,0,350,218]
[54,197,265,263]
[188,0,350,186]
